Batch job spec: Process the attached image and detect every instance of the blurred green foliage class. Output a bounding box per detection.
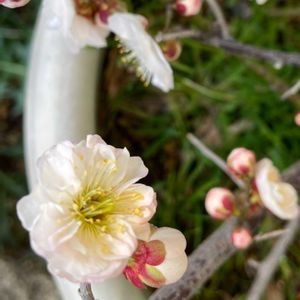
[1,0,300,298]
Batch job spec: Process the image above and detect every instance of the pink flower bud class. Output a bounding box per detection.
[175,0,202,17]
[205,187,235,220]
[0,0,30,8]
[295,112,300,126]
[227,147,256,177]
[231,227,252,249]
[162,40,182,61]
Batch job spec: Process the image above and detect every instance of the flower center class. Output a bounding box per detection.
[74,0,118,24]
[72,187,116,226]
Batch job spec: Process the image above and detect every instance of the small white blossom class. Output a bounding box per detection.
[17,135,157,283]
[255,158,299,220]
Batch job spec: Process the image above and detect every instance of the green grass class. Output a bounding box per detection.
[1,0,300,298]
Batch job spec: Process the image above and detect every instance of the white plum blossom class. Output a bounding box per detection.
[255,158,299,220]
[44,1,174,92]
[108,13,174,92]
[17,135,157,283]
[0,0,30,8]
[123,223,187,288]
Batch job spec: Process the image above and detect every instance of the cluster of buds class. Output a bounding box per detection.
[204,147,299,250]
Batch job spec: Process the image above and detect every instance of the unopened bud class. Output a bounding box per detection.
[175,0,202,17]
[227,147,256,177]
[205,187,235,220]
[231,227,252,249]
[162,40,182,61]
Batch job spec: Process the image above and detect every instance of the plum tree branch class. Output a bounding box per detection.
[155,30,300,67]
[246,216,300,300]
[149,161,300,300]
[205,0,231,39]
[79,283,95,300]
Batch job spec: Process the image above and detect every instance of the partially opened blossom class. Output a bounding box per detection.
[108,13,174,92]
[227,147,256,177]
[255,158,299,220]
[0,0,30,8]
[17,135,157,283]
[205,187,235,220]
[123,224,187,288]
[175,0,202,16]
[44,2,174,92]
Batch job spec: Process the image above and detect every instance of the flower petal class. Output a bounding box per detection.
[108,13,174,92]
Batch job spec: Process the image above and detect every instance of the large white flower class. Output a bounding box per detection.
[108,13,174,92]
[17,135,157,283]
[255,158,299,220]
[0,0,30,8]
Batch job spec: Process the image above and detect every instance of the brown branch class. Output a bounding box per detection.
[79,283,95,300]
[205,0,231,39]
[156,30,300,67]
[149,161,300,300]
[246,216,300,300]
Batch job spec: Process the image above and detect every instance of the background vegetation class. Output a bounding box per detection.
[0,0,300,299]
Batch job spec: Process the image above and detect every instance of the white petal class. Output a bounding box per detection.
[116,184,157,223]
[37,141,80,192]
[151,227,187,258]
[16,189,41,231]
[150,227,188,284]
[155,252,188,284]
[108,13,174,92]
[70,15,109,51]
[86,134,107,148]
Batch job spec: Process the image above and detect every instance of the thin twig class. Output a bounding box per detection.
[79,283,95,300]
[253,229,287,243]
[205,0,231,39]
[187,133,245,189]
[156,30,300,67]
[164,1,174,31]
[150,161,300,300]
[281,79,300,100]
[246,216,300,300]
